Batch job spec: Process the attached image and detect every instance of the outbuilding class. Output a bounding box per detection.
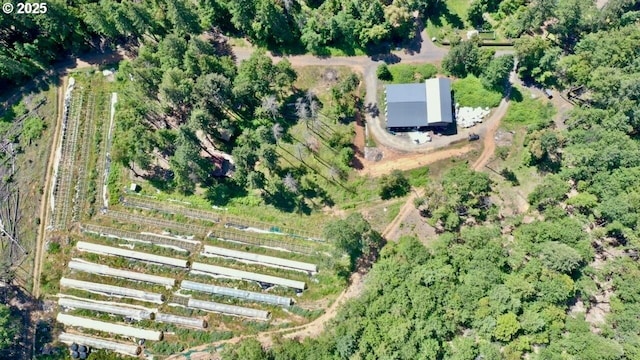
[384,77,454,131]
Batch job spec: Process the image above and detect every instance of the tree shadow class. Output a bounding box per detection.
[401,18,425,55]
[427,1,464,30]
[369,53,401,64]
[205,179,247,207]
[509,87,524,102]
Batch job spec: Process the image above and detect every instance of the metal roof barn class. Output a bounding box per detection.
[385,77,453,129]
[69,259,176,287]
[59,333,141,356]
[186,298,270,320]
[56,313,163,341]
[58,297,154,320]
[201,245,317,273]
[191,262,306,291]
[60,277,165,304]
[76,241,189,268]
[155,313,207,329]
[181,280,292,306]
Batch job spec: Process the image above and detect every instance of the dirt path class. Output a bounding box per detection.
[472,97,510,171]
[166,273,365,360]
[361,144,475,177]
[31,76,67,298]
[382,190,424,240]
[31,51,129,298]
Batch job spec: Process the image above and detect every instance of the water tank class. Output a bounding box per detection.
[70,351,79,359]
[70,343,78,351]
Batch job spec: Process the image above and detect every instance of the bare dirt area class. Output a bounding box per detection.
[384,201,437,244]
[360,143,476,177]
[472,98,510,171]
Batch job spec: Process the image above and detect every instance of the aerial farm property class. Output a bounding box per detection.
[27,72,336,357]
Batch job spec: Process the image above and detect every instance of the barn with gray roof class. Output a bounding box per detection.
[384,77,454,131]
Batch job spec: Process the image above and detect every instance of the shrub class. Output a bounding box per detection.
[379,170,411,199]
[376,64,392,81]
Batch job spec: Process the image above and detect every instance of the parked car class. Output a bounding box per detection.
[468,133,480,141]
[544,89,553,99]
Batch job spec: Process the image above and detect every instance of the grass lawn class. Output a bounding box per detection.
[385,63,439,84]
[503,86,556,129]
[426,0,470,40]
[452,75,503,108]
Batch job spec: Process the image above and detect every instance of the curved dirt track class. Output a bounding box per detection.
[166,273,365,360]
[472,97,510,171]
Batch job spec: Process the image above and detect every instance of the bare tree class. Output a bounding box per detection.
[283,0,294,12]
[328,165,343,180]
[283,173,299,193]
[261,95,280,119]
[294,143,306,161]
[305,89,315,103]
[295,97,309,121]
[272,123,284,143]
[305,135,319,153]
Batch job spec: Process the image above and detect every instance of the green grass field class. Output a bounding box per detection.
[503,86,556,128]
[452,75,503,108]
[386,63,439,84]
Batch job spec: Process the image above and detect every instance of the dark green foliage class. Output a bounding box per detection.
[420,165,493,231]
[376,64,392,81]
[0,304,18,349]
[21,117,45,145]
[378,170,410,200]
[443,40,494,78]
[323,214,384,271]
[481,54,514,92]
[528,175,569,210]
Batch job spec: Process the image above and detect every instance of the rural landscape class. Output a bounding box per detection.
[1,0,640,359]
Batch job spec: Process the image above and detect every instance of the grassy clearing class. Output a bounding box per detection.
[426,0,470,40]
[503,86,556,129]
[4,85,58,288]
[386,63,439,84]
[405,166,431,188]
[482,127,543,216]
[452,75,503,108]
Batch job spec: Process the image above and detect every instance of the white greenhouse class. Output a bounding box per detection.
[201,245,318,273]
[191,262,306,291]
[60,277,165,304]
[69,259,176,287]
[57,313,163,341]
[186,298,270,320]
[58,297,154,320]
[155,313,207,329]
[181,280,292,306]
[59,332,141,356]
[76,241,189,268]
